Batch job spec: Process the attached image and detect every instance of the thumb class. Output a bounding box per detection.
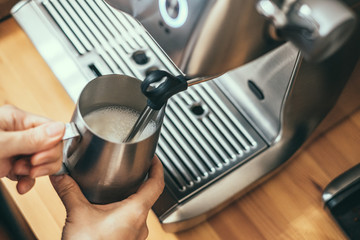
[50,175,89,212]
[3,122,65,157]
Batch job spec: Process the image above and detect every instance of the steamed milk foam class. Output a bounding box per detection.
[83,106,156,142]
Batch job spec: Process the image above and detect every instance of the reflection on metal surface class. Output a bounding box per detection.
[105,0,356,77]
[322,163,360,203]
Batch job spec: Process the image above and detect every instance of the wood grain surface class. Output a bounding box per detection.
[0,17,359,240]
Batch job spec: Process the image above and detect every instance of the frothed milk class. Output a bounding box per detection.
[84,106,156,142]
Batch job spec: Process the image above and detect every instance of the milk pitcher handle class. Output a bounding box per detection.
[54,122,81,175]
[63,122,81,140]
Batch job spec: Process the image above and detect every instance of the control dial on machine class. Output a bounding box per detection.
[159,0,188,28]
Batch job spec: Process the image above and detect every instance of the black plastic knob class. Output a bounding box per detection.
[132,50,149,65]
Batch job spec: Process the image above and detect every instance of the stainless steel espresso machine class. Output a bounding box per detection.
[10,0,360,232]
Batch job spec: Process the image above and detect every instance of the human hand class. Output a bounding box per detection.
[50,156,165,240]
[0,105,65,194]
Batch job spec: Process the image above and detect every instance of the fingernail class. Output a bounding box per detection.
[46,122,65,137]
[50,175,64,184]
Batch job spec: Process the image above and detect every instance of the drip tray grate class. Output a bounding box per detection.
[159,82,266,200]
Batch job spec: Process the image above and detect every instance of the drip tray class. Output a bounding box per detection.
[160,82,266,201]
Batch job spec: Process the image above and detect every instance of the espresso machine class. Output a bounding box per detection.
[10,0,360,232]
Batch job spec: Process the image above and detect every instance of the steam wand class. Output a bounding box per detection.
[123,70,216,143]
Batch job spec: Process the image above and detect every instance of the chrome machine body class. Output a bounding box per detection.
[11,0,360,232]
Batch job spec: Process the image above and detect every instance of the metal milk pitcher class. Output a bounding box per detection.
[58,74,165,204]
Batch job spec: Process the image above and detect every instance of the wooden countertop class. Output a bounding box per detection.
[1,17,360,240]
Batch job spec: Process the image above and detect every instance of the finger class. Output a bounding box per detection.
[0,105,49,130]
[0,159,12,178]
[0,121,65,158]
[50,174,89,211]
[16,176,35,194]
[130,156,164,209]
[30,160,63,178]
[6,170,18,181]
[148,156,164,182]
[138,224,149,240]
[13,158,31,175]
[31,142,63,166]
[23,112,51,129]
